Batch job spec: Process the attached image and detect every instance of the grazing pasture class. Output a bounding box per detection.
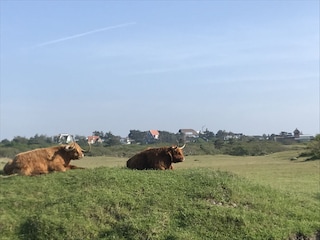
[0,151,319,239]
[48,150,318,199]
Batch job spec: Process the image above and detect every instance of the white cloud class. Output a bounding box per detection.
[33,22,136,48]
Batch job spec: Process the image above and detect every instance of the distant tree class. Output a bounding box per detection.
[92,131,104,138]
[28,134,52,146]
[1,139,11,146]
[200,129,215,141]
[158,131,178,144]
[129,130,147,144]
[12,136,28,145]
[75,135,88,146]
[216,130,227,140]
[104,131,121,146]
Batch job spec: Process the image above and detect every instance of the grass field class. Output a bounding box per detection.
[0,151,319,239]
[36,150,318,200]
[1,150,318,200]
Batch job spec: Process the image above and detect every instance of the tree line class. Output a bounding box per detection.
[0,129,296,146]
[0,131,319,160]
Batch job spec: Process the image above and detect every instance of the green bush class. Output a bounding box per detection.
[223,140,286,156]
[299,134,320,160]
[308,134,320,159]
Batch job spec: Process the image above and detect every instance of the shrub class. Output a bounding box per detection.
[299,134,320,160]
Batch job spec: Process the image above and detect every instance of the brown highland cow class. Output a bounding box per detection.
[127,145,185,170]
[3,142,88,176]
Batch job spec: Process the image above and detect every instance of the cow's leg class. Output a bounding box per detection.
[27,169,50,176]
[52,165,67,172]
[158,163,168,170]
[66,165,85,170]
[159,162,173,170]
[19,168,32,176]
[31,165,49,175]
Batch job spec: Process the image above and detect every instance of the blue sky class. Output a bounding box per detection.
[0,1,319,140]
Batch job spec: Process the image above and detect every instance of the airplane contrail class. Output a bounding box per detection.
[34,22,136,48]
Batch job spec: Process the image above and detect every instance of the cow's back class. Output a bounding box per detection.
[5,148,56,175]
[3,144,85,176]
[127,152,149,170]
[127,149,172,170]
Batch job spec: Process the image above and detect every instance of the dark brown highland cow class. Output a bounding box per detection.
[3,142,88,176]
[126,145,185,170]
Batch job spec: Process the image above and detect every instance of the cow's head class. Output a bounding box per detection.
[64,142,86,159]
[168,144,185,163]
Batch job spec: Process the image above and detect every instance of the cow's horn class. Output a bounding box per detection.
[82,143,91,153]
[179,144,186,150]
[65,144,75,151]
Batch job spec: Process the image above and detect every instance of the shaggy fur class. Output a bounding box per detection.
[3,142,85,176]
[126,146,185,170]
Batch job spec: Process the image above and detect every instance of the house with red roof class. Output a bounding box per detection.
[87,136,102,144]
[145,130,160,143]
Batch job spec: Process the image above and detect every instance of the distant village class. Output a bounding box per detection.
[56,128,315,145]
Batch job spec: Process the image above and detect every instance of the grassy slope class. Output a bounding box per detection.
[54,150,319,200]
[0,151,319,239]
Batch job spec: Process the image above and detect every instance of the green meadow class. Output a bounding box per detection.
[0,151,319,239]
[70,151,319,200]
